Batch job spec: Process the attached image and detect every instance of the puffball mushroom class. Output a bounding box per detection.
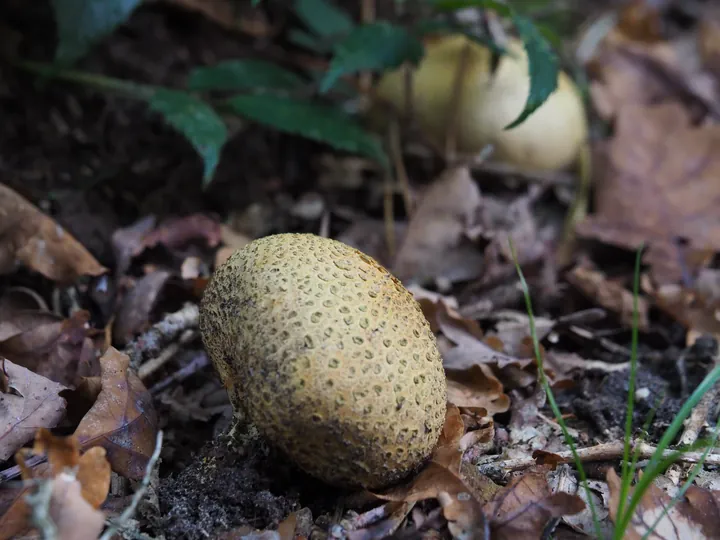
[199,233,447,490]
[372,34,589,172]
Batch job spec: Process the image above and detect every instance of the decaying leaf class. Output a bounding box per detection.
[566,265,650,330]
[370,406,498,537]
[607,468,720,539]
[446,365,511,416]
[0,309,99,388]
[392,166,483,285]
[485,466,586,539]
[576,103,720,284]
[4,430,111,540]
[0,360,67,461]
[74,347,159,480]
[0,183,106,284]
[649,267,720,345]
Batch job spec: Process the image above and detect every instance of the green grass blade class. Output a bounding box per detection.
[614,246,644,535]
[509,239,603,539]
[617,363,720,533]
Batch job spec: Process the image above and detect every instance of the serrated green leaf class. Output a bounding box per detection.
[320,22,424,94]
[148,90,228,187]
[504,14,558,129]
[187,60,306,92]
[428,0,512,17]
[294,0,354,39]
[51,0,142,66]
[227,94,387,166]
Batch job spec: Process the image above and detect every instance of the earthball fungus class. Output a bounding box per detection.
[199,233,448,489]
[372,34,589,172]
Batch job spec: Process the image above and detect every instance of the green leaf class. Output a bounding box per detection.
[187,60,306,92]
[227,94,387,166]
[429,0,513,17]
[148,90,228,187]
[51,0,142,66]
[320,22,424,93]
[504,14,559,129]
[294,0,354,39]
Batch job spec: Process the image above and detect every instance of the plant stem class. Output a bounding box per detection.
[11,59,158,100]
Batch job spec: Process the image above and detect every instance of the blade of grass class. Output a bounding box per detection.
[616,362,720,533]
[614,245,644,532]
[640,420,720,540]
[509,239,603,539]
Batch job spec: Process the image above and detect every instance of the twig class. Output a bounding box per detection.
[388,119,413,219]
[444,41,472,161]
[25,478,57,539]
[138,329,198,380]
[477,439,720,474]
[679,380,720,446]
[124,303,199,369]
[149,352,210,396]
[1,454,45,485]
[99,430,164,540]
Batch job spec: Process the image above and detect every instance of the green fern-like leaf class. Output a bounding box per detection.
[227,94,387,167]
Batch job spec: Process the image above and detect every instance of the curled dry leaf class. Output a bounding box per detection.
[577,103,720,284]
[0,309,99,388]
[566,265,650,330]
[607,468,720,539]
[74,347,159,480]
[485,465,586,539]
[0,183,106,284]
[370,405,499,537]
[392,166,483,285]
[0,360,67,461]
[446,365,510,416]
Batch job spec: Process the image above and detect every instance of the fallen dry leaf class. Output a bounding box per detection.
[392,166,483,285]
[446,365,511,415]
[0,183,106,284]
[586,16,717,122]
[0,309,99,388]
[3,430,110,540]
[484,466,586,539]
[370,405,498,537]
[140,213,221,253]
[0,360,67,461]
[576,103,720,284]
[112,270,171,346]
[74,347,159,480]
[652,280,720,346]
[27,429,111,509]
[607,468,720,539]
[566,265,650,330]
